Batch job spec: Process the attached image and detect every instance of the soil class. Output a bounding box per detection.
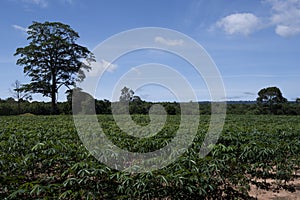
[248,176,300,200]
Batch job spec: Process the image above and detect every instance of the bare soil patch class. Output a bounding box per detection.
[249,175,300,200]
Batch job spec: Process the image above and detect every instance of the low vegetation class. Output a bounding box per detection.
[1,115,299,199]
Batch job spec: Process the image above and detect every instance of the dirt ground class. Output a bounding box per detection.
[248,177,300,200]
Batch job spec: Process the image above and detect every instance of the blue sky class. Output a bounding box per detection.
[0,0,300,102]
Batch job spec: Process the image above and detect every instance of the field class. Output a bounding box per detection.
[0,114,300,199]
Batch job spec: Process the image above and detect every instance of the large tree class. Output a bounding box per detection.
[257,86,287,114]
[14,21,95,114]
[257,86,287,104]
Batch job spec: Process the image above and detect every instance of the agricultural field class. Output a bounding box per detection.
[0,114,300,199]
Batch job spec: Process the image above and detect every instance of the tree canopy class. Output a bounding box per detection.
[257,86,287,114]
[14,21,95,114]
[257,86,287,105]
[119,86,134,102]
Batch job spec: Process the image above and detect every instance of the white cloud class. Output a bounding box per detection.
[21,0,48,8]
[267,0,300,37]
[275,25,300,37]
[87,59,117,77]
[12,25,29,33]
[215,0,300,37]
[102,60,117,72]
[12,24,29,35]
[154,36,184,46]
[216,13,261,36]
[131,67,141,75]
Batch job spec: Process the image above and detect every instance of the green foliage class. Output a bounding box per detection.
[257,87,287,104]
[119,86,134,102]
[14,21,95,114]
[1,115,299,199]
[257,87,288,114]
[2,99,300,115]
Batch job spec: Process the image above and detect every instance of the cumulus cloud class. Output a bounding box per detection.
[216,13,261,36]
[87,59,117,77]
[267,0,300,37]
[215,0,300,37]
[154,36,184,46]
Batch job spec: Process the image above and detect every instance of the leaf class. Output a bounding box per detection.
[31,142,45,151]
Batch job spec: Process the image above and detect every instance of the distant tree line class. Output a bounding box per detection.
[1,98,300,116]
[0,86,299,116]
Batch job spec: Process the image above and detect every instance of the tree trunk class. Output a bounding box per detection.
[51,91,57,114]
[51,71,58,114]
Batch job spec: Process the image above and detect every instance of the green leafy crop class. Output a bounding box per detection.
[0,115,299,199]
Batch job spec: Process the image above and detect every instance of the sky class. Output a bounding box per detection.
[0,0,300,102]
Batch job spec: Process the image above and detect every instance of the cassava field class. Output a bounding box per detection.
[0,114,300,199]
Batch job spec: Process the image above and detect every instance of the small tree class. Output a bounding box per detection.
[10,80,32,114]
[257,86,287,114]
[119,86,134,102]
[14,21,95,114]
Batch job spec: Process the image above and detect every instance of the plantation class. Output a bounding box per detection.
[0,114,300,199]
